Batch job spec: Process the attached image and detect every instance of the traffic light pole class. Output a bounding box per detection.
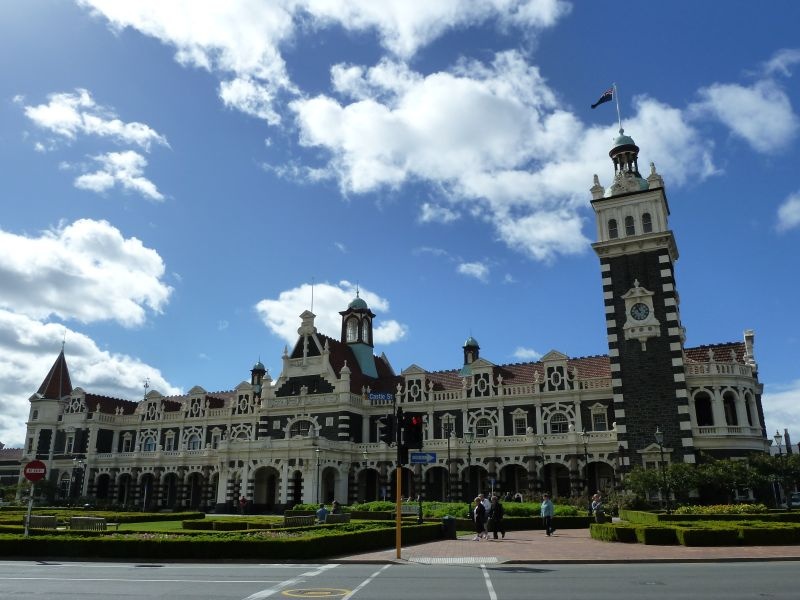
[395,406,403,559]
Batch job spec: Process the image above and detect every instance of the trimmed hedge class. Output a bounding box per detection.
[635,526,677,545]
[674,526,739,546]
[590,523,638,543]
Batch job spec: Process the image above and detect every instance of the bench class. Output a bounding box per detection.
[324,513,351,524]
[27,515,58,530]
[393,504,420,518]
[107,522,121,531]
[282,515,316,527]
[69,516,107,531]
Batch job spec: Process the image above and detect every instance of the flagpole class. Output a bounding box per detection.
[613,82,622,131]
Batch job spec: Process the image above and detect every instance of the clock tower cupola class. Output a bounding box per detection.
[339,291,378,378]
[591,129,693,468]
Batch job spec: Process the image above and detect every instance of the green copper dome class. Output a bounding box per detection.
[612,130,635,147]
[464,336,479,348]
[348,296,368,310]
[252,360,265,371]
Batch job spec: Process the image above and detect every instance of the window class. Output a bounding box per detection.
[32,410,39,421]
[549,413,568,434]
[66,435,74,454]
[164,434,175,451]
[694,392,714,426]
[642,212,652,233]
[361,320,370,344]
[211,430,221,449]
[723,392,738,426]
[122,435,132,453]
[625,215,635,236]
[475,417,494,438]
[514,417,527,435]
[442,420,454,439]
[187,434,202,450]
[592,412,607,432]
[608,219,618,239]
[346,318,358,342]
[290,420,314,437]
[143,437,157,452]
[27,438,33,453]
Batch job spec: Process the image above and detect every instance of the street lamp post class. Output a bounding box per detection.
[446,424,452,502]
[580,429,590,494]
[654,427,671,514]
[537,438,545,497]
[315,447,321,504]
[774,430,786,509]
[464,429,475,502]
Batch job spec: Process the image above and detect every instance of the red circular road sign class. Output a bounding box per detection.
[23,460,47,482]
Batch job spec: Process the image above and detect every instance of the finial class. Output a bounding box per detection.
[143,378,150,398]
[593,174,600,186]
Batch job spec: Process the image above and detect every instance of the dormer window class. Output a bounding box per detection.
[625,215,635,236]
[608,219,618,239]
[642,212,652,233]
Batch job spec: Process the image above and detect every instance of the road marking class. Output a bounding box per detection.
[341,564,391,600]
[480,564,498,600]
[282,589,350,597]
[242,564,339,600]
[409,557,498,565]
[0,577,281,583]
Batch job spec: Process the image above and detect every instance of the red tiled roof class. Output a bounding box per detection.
[684,342,746,363]
[36,350,72,399]
[86,394,138,415]
[319,333,401,394]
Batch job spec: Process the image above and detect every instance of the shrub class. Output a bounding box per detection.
[674,504,769,515]
[590,523,637,543]
[674,526,739,546]
[635,526,677,545]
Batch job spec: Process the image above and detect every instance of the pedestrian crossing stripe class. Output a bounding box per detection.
[409,557,498,565]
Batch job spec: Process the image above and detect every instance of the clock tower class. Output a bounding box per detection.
[591,129,694,467]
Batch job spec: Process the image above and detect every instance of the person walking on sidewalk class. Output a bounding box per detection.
[488,495,506,540]
[541,493,555,536]
[472,496,487,540]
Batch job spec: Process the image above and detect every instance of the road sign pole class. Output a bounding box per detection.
[24,483,34,538]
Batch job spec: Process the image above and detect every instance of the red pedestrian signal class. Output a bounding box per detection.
[405,413,424,449]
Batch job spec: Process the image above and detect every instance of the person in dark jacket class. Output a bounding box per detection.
[488,495,506,539]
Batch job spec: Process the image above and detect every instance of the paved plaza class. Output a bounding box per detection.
[335,528,800,564]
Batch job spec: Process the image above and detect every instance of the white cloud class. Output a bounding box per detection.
[254,281,408,346]
[75,151,165,201]
[777,192,800,232]
[0,219,172,327]
[0,310,179,447]
[419,202,460,224]
[334,242,348,253]
[762,379,800,452]
[457,261,490,282]
[23,88,168,150]
[219,77,281,125]
[692,80,799,153]
[763,48,800,77]
[513,346,542,360]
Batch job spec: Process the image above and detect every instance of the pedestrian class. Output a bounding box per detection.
[488,495,506,539]
[479,493,491,536]
[541,493,555,536]
[504,491,513,502]
[472,496,487,540]
[514,492,523,503]
[591,493,606,524]
[316,503,329,523]
[239,495,247,515]
[331,500,342,514]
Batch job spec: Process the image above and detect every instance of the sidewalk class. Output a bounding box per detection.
[334,528,800,564]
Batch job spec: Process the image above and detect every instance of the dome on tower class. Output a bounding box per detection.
[464,336,480,348]
[252,360,265,371]
[348,296,368,310]
[604,128,648,197]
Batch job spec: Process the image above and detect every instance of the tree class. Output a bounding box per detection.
[623,466,662,501]
[750,452,800,507]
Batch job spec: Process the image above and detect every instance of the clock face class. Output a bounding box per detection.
[630,302,650,321]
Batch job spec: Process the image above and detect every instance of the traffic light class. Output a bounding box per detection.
[405,413,424,450]
[378,414,395,445]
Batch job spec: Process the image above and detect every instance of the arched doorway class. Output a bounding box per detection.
[186,472,204,509]
[358,468,380,502]
[587,461,615,494]
[499,464,528,498]
[117,473,132,508]
[389,467,416,500]
[95,473,110,500]
[423,466,448,501]
[321,466,337,503]
[289,470,303,506]
[462,465,488,501]
[162,473,178,508]
[542,463,571,499]
[253,466,280,510]
[140,473,155,511]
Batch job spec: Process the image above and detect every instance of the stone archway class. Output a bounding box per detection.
[95,473,111,500]
[462,464,488,501]
[139,473,155,511]
[423,466,449,501]
[117,473,133,508]
[357,467,380,502]
[253,466,280,509]
[186,472,204,509]
[587,461,616,494]
[161,472,178,508]
[542,463,571,499]
[388,466,416,500]
[499,464,528,499]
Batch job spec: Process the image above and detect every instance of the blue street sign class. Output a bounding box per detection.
[410,452,436,464]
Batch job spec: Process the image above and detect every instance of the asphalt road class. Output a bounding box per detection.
[0,560,796,599]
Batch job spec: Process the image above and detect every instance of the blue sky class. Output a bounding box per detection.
[1,1,799,449]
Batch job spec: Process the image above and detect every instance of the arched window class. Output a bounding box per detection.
[548,413,569,434]
[186,434,202,450]
[290,420,315,437]
[142,436,157,452]
[608,219,618,239]
[625,215,635,236]
[32,410,39,420]
[694,392,714,426]
[346,317,358,342]
[475,417,494,438]
[642,212,653,233]
[361,319,371,344]
[723,391,738,426]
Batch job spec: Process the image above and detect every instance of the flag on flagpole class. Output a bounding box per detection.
[591,87,614,109]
